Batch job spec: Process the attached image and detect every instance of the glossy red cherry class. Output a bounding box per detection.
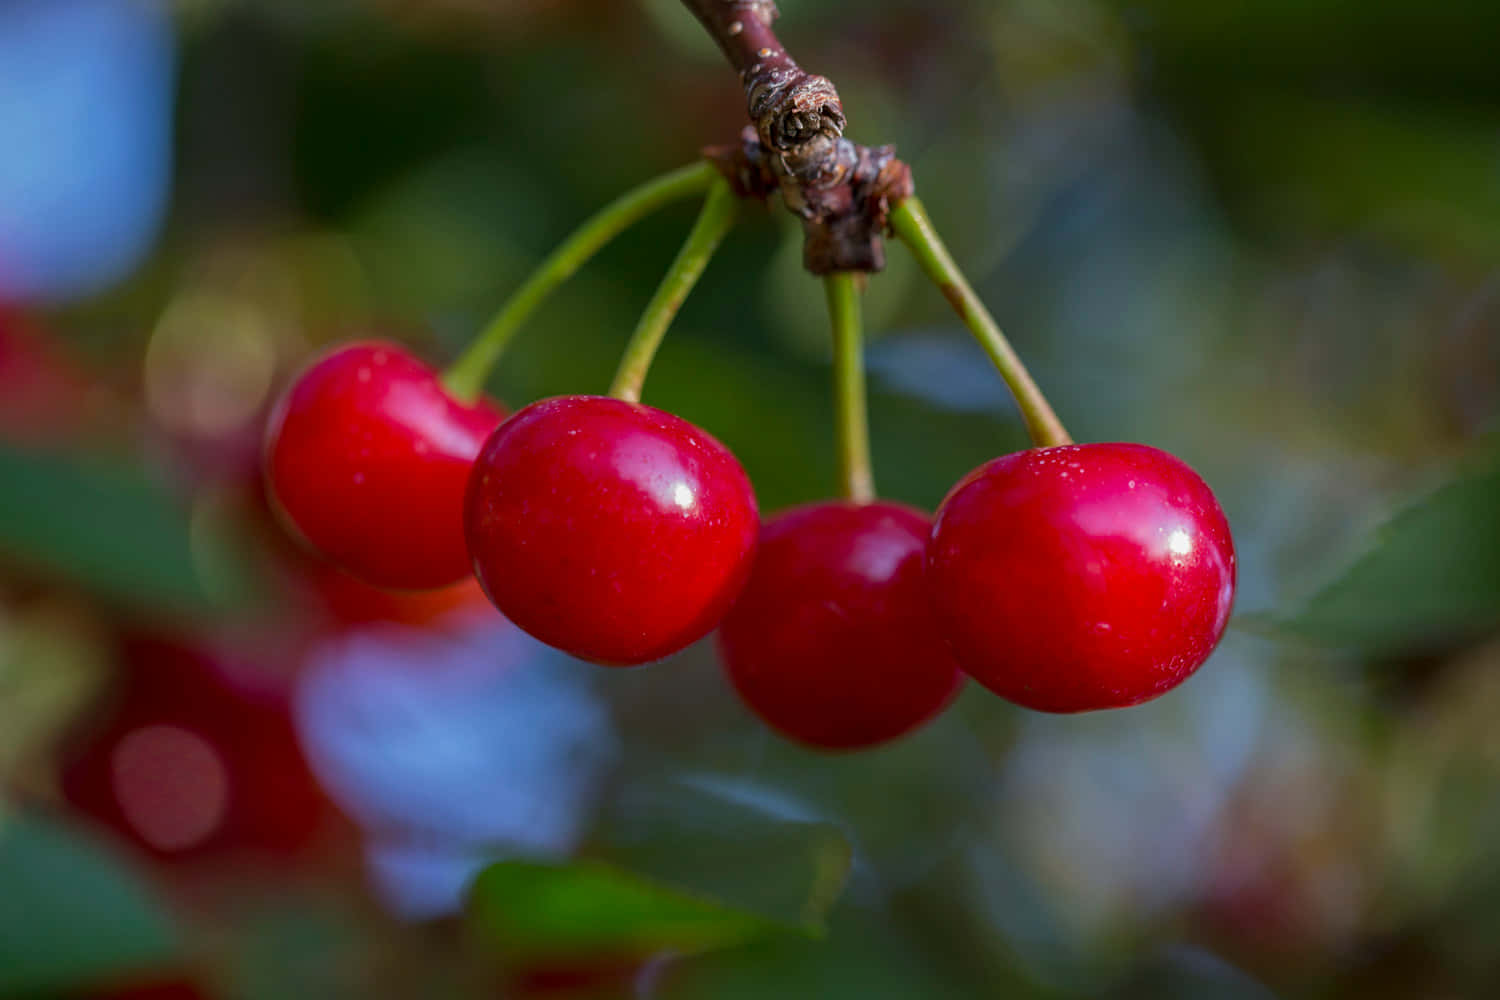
[263,340,505,590]
[718,501,964,750]
[464,395,758,665]
[927,443,1235,713]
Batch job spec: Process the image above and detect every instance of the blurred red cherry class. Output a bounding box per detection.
[307,562,494,631]
[508,957,655,997]
[0,308,98,443]
[60,637,334,859]
[78,977,212,1000]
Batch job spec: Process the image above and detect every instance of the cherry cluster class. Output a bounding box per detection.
[263,334,1236,751]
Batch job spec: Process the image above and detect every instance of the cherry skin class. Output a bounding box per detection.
[926,443,1235,713]
[263,339,505,590]
[718,501,964,750]
[464,395,758,665]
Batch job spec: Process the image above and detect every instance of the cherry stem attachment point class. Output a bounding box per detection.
[441,160,719,402]
[609,176,739,403]
[825,272,876,504]
[889,197,1073,448]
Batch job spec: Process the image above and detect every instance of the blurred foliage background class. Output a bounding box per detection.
[1,0,1499,997]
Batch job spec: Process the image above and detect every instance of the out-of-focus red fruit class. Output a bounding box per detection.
[308,563,493,631]
[508,957,658,998]
[0,309,97,443]
[79,977,212,1000]
[60,637,333,859]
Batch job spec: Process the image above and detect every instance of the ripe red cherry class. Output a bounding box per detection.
[263,340,505,590]
[718,501,964,750]
[927,443,1235,713]
[464,395,758,665]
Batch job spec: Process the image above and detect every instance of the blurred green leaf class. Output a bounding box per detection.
[1118,0,1500,90]
[230,891,387,1000]
[0,444,249,616]
[1112,947,1279,1000]
[1275,442,1500,651]
[601,773,852,931]
[294,26,494,222]
[0,813,179,996]
[352,149,551,318]
[466,860,790,965]
[1206,94,1500,259]
[660,911,976,1000]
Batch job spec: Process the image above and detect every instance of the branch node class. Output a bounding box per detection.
[684,0,913,273]
[702,127,779,200]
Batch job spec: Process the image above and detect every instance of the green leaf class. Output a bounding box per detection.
[0,813,179,996]
[1275,442,1500,652]
[1206,94,1500,259]
[228,891,384,1000]
[1114,948,1278,1000]
[600,773,852,932]
[660,912,982,1000]
[466,860,784,965]
[0,444,251,616]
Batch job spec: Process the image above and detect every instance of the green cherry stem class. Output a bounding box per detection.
[824,272,876,503]
[441,160,720,402]
[889,197,1073,448]
[608,175,739,403]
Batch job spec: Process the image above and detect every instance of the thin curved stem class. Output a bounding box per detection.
[441,160,719,402]
[889,197,1073,448]
[608,176,739,403]
[825,273,875,503]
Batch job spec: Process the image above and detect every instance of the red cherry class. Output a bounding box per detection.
[307,562,492,631]
[0,309,98,443]
[61,638,333,858]
[927,443,1235,713]
[82,978,211,1000]
[263,340,505,590]
[718,501,964,750]
[509,957,654,997]
[464,395,758,665]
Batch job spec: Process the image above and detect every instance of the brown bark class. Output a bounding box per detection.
[684,1,913,274]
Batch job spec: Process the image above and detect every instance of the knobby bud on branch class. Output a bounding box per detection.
[682,0,913,274]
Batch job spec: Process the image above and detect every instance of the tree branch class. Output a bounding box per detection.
[685,0,912,274]
[680,1,844,162]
